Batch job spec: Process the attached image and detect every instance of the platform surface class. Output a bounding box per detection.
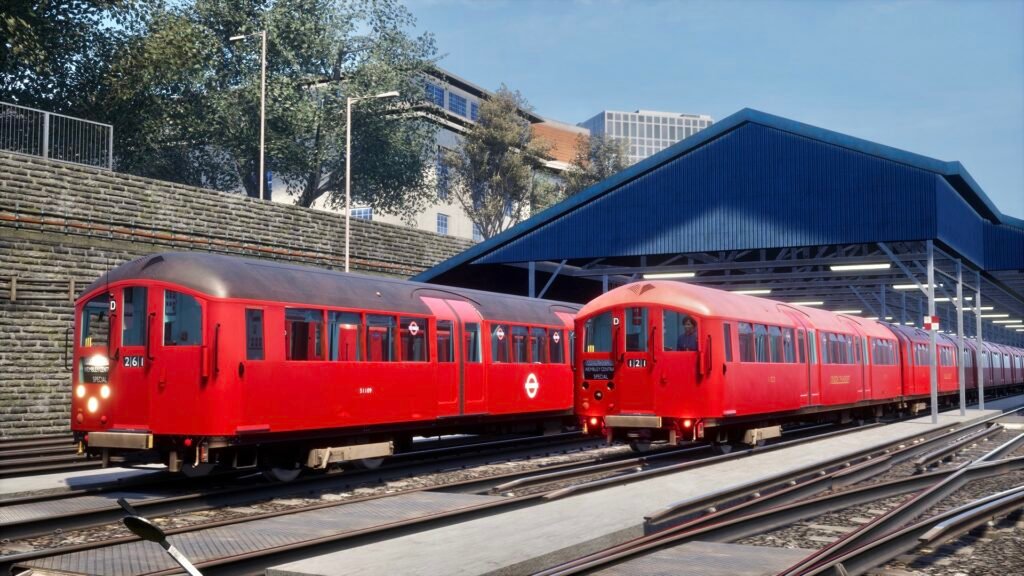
[268,404,1016,576]
[0,465,165,498]
[590,541,814,576]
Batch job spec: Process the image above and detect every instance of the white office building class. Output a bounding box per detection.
[578,109,713,165]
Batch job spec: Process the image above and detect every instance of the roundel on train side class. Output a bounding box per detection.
[525,373,539,399]
[495,326,505,340]
[552,331,560,343]
[408,321,419,336]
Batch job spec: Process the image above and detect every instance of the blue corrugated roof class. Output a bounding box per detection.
[413,108,1023,281]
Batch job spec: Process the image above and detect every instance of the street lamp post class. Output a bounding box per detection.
[344,91,399,272]
[230,30,267,201]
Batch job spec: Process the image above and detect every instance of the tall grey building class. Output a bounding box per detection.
[578,109,714,165]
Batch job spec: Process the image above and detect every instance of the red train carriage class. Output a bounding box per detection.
[575,281,1022,450]
[73,253,578,479]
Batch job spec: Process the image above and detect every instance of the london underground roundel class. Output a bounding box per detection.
[525,373,539,399]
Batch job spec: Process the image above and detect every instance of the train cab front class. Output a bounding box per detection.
[72,283,212,468]
[576,301,708,450]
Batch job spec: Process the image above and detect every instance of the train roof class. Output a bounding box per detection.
[581,281,899,337]
[81,253,579,325]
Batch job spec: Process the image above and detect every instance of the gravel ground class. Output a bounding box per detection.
[735,430,1024,575]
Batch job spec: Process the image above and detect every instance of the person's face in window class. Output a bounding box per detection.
[683,318,696,335]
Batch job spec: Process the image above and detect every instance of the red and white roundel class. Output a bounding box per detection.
[495,326,505,340]
[525,373,539,399]
[408,321,419,336]
[552,331,560,343]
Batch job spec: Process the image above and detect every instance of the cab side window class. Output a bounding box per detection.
[164,291,202,346]
[122,287,148,346]
[664,310,698,352]
[246,309,264,360]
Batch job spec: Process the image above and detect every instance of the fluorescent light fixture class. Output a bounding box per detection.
[993,320,1021,324]
[904,321,915,325]
[867,316,879,321]
[935,296,973,302]
[976,306,994,311]
[829,263,891,271]
[981,314,1009,318]
[789,301,824,306]
[733,289,772,295]
[643,272,695,279]
[1016,328,1024,332]
[834,309,862,315]
[893,283,941,290]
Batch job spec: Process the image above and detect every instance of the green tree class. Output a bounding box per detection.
[448,85,550,240]
[562,133,630,196]
[106,0,438,212]
[1,0,152,113]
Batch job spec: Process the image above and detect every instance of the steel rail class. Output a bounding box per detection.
[778,431,1024,576]
[803,484,1024,576]
[532,456,1024,576]
[910,424,1004,471]
[0,434,601,541]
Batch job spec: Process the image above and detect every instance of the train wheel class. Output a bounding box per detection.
[628,440,653,453]
[262,465,302,483]
[353,458,385,470]
[712,441,736,455]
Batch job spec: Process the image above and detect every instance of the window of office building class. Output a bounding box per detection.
[448,93,467,117]
[437,213,449,235]
[351,207,372,221]
[472,223,483,242]
[470,102,479,121]
[425,83,444,107]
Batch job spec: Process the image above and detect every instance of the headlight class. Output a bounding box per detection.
[87,397,99,413]
[87,355,109,368]
[76,385,86,398]
[100,385,111,399]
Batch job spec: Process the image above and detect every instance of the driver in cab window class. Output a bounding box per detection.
[677,316,698,351]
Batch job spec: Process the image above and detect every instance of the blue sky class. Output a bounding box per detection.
[407,0,1024,219]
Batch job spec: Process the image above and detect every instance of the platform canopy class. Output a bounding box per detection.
[414,109,1024,345]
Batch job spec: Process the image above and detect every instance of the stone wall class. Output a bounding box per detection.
[0,151,474,438]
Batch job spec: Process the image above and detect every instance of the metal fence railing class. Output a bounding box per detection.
[0,101,113,169]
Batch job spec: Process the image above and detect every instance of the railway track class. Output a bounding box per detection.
[1,421,890,575]
[535,407,1024,576]
[0,435,98,479]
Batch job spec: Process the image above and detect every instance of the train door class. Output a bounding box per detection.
[418,297,485,415]
[778,307,816,407]
[111,286,152,429]
[153,288,206,431]
[419,297,459,417]
[806,329,822,404]
[619,306,654,413]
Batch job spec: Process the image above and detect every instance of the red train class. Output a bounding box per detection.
[72,253,578,480]
[575,281,1024,450]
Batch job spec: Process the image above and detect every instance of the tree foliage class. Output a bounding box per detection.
[562,133,630,197]
[2,0,439,215]
[448,86,549,240]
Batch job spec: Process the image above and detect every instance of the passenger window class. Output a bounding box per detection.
[738,322,754,362]
[245,309,264,360]
[285,308,323,360]
[754,325,769,363]
[625,307,648,352]
[768,326,783,363]
[122,287,147,346]
[80,293,111,347]
[797,330,806,363]
[584,312,614,353]
[400,317,429,362]
[164,291,202,346]
[783,328,795,363]
[723,323,733,362]
[820,333,829,364]
[492,324,509,362]
[511,326,529,363]
[530,327,548,363]
[465,322,482,363]
[808,330,817,364]
[437,320,454,363]
[366,315,396,362]
[664,310,698,352]
[549,329,565,364]
[329,311,362,361]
